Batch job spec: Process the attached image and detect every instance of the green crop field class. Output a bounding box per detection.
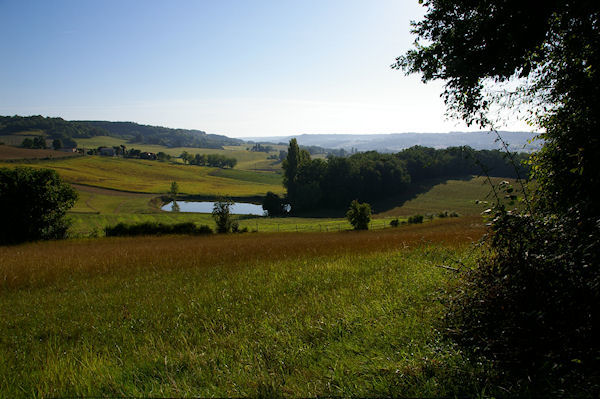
[0,220,489,398]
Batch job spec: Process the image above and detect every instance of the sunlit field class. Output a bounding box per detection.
[0,218,486,397]
[0,156,284,196]
[75,136,284,171]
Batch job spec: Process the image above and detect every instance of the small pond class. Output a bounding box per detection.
[161,201,264,215]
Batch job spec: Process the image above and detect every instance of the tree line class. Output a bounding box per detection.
[281,138,529,213]
[180,152,237,168]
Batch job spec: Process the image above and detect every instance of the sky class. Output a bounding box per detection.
[0,0,531,137]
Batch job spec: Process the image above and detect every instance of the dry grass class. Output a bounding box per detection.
[0,216,484,292]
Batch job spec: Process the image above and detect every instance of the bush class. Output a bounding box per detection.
[105,222,212,237]
[262,191,286,216]
[444,207,600,394]
[346,200,371,230]
[407,214,424,224]
[0,167,77,244]
[212,198,234,233]
[390,218,400,227]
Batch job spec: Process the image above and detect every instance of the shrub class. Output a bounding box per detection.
[212,198,234,233]
[262,191,286,216]
[0,167,77,244]
[390,218,400,227]
[105,222,212,237]
[407,214,424,224]
[346,200,371,230]
[444,207,600,393]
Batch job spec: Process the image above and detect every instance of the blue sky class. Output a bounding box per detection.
[0,0,530,137]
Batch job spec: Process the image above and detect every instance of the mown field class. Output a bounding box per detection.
[0,218,489,398]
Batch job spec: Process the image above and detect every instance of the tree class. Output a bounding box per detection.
[262,191,285,216]
[212,198,234,233]
[397,0,600,394]
[21,138,33,148]
[33,136,47,149]
[346,200,371,230]
[282,138,310,212]
[52,139,63,150]
[169,181,179,199]
[0,167,78,244]
[394,0,600,214]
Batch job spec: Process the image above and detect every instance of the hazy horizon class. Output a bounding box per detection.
[1,1,533,137]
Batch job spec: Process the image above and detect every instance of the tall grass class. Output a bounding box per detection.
[0,226,486,396]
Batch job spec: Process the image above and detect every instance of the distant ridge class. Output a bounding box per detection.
[246,131,541,152]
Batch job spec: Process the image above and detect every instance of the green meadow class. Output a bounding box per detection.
[0,221,488,398]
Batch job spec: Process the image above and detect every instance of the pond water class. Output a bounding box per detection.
[161,201,265,215]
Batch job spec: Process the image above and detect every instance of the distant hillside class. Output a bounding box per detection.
[248,131,541,152]
[0,116,243,149]
[79,121,243,149]
[0,115,109,147]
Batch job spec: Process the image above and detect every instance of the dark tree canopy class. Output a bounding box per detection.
[0,167,78,244]
[395,0,600,214]
[397,1,600,393]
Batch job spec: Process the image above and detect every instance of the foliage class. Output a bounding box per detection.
[407,215,424,224]
[346,200,371,230]
[0,115,108,140]
[104,221,212,237]
[185,152,237,168]
[399,0,600,394]
[52,138,62,150]
[445,207,600,393]
[169,181,179,198]
[0,167,77,244]
[283,138,527,213]
[21,135,47,149]
[262,191,286,216]
[80,120,243,149]
[212,198,234,233]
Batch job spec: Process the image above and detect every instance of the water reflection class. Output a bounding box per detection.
[162,201,264,215]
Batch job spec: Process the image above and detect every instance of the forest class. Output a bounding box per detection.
[283,138,528,212]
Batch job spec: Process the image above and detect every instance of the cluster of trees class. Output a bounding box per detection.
[180,152,237,168]
[0,115,106,140]
[248,143,274,153]
[283,138,528,213]
[397,0,600,395]
[80,121,243,149]
[21,136,47,149]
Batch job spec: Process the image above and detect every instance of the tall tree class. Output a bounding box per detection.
[396,0,600,394]
[282,138,310,212]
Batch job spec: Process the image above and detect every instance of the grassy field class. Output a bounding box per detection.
[0,145,79,160]
[65,176,496,236]
[374,175,520,217]
[0,156,284,196]
[0,219,488,397]
[75,136,283,171]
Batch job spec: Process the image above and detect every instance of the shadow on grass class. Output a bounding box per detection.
[370,175,475,214]
[286,175,475,218]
